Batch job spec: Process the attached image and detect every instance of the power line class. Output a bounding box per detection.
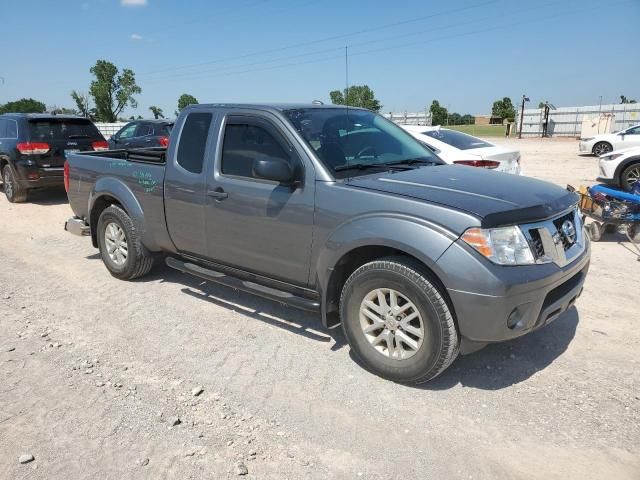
[141,0,630,86]
[138,0,502,77]
[143,0,559,84]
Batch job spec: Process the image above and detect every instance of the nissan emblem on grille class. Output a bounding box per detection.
[561,220,576,244]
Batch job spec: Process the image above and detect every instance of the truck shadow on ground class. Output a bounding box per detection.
[87,259,578,388]
[0,184,69,205]
[413,307,579,391]
[136,262,349,351]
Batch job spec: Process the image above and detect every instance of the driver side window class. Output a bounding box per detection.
[118,123,137,139]
[221,122,296,179]
[626,126,640,135]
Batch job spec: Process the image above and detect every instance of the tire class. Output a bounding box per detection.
[628,225,640,243]
[620,163,640,192]
[586,222,603,242]
[592,142,612,156]
[339,257,459,384]
[97,205,154,280]
[2,165,27,203]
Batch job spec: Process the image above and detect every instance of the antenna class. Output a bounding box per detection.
[345,46,349,108]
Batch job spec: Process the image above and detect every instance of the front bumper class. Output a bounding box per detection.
[578,140,594,154]
[437,235,591,346]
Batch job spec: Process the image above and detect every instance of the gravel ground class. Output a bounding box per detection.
[1,137,638,479]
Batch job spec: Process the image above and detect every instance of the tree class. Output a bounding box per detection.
[461,114,475,125]
[329,85,382,112]
[538,101,545,108]
[491,97,516,122]
[71,90,96,119]
[429,100,448,126]
[620,95,637,104]
[177,93,198,113]
[448,112,462,125]
[49,105,78,115]
[88,60,142,122]
[149,106,164,119]
[0,98,46,114]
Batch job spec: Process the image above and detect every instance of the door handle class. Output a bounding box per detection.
[207,188,228,200]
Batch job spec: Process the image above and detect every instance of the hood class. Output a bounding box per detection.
[601,146,640,158]
[345,165,577,228]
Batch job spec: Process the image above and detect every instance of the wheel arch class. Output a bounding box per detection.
[316,217,458,328]
[614,155,640,187]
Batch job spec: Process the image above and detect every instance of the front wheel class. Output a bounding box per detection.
[592,142,612,156]
[97,205,154,280]
[620,163,640,192]
[339,257,459,384]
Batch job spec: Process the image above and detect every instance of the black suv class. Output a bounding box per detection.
[108,119,173,150]
[0,114,107,203]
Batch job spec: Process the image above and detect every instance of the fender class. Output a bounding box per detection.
[88,176,161,251]
[614,155,640,182]
[315,213,459,326]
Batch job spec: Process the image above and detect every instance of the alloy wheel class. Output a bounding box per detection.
[359,288,425,360]
[104,222,128,266]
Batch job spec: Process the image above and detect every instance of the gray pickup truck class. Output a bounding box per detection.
[64,103,590,383]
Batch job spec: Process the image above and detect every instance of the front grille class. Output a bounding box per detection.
[552,212,576,251]
[523,208,584,266]
[528,229,545,258]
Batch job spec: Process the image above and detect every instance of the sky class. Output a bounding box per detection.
[1,0,639,118]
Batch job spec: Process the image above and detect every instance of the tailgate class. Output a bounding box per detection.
[27,118,106,168]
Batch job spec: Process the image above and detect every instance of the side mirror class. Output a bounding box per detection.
[110,135,118,143]
[253,157,295,184]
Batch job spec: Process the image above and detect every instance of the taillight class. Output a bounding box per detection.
[158,136,169,147]
[64,160,70,192]
[17,142,50,155]
[92,140,109,151]
[453,160,501,169]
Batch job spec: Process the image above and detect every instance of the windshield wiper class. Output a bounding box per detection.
[384,158,439,166]
[334,163,389,172]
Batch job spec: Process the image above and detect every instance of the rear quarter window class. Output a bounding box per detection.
[176,113,212,174]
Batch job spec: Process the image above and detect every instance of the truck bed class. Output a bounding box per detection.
[65,148,167,240]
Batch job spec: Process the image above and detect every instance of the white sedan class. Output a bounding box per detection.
[598,146,640,191]
[579,123,640,156]
[400,125,522,175]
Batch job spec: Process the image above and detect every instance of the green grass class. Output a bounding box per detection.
[445,124,513,137]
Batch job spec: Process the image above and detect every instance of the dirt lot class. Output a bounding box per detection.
[1,138,638,479]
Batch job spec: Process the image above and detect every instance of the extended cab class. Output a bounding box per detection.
[0,114,108,202]
[64,104,590,383]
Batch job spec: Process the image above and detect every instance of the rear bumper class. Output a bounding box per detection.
[15,164,64,189]
[578,140,594,154]
[438,236,590,346]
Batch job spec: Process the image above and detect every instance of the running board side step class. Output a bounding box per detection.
[166,257,320,312]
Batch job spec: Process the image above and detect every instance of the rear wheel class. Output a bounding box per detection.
[592,142,612,156]
[2,165,27,203]
[620,163,640,192]
[339,257,459,384]
[97,205,154,280]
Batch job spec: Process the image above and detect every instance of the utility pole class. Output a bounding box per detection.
[518,94,530,139]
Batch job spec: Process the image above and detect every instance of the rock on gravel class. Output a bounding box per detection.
[191,386,204,397]
[236,462,248,475]
[19,454,34,464]
[168,416,181,426]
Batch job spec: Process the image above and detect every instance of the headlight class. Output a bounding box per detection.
[581,137,594,142]
[601,153,623,161]
[461,226,535,265]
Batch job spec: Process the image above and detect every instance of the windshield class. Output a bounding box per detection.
[283,108,441,177]
[422,129,492,150]
[28,118,103,141]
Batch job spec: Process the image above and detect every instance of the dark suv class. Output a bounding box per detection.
[108,119,173,150]
[0,114,107,203]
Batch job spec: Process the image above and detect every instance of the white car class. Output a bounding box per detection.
[598,146,640,191]
[400,125,521,175]
[579,124,640,156]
